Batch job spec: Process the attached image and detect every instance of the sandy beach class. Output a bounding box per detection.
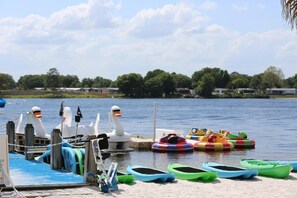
[17,172,297,198]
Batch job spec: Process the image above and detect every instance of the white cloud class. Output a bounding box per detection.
[0,0,297,81]
[232,3,248,12]
[126,3,207,38]
[199,1,218,10]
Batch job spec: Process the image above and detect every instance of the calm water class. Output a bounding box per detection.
[1,98,297,170]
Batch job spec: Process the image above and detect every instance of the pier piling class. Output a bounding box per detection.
[51,129,62,170]
[25,124,34,160]
[6,121,15,153]
[84,135,97,183]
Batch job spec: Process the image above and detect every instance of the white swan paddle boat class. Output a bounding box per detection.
[56,106,99,138]
[56,105,132,152]
[105,105,132,152]
[16,106,51,139]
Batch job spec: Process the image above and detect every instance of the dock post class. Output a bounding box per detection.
[25,124,34,160]
[84,135,97,183]
[51,129,62,170]
[6,121,15,153]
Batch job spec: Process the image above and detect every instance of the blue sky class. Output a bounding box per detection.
[0,0,296,81]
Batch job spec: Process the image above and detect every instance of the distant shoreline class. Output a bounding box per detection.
[1,90,296,99]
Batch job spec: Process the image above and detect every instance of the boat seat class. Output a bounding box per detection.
[168,136,179,144]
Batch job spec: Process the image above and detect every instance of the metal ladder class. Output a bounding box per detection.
[92,134,118,193]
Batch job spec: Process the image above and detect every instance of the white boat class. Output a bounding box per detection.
[16,106,51,139]
[103,105,132,152]
[56,106,99,138]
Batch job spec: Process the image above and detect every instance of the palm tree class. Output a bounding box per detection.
[281,0,297,30]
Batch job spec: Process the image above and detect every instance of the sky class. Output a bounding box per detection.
[0,0,296,81]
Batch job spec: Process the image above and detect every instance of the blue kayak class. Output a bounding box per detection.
[126,165,175,182]
[202,162,258,179]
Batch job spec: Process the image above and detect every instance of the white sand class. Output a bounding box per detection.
[19,172,297,198]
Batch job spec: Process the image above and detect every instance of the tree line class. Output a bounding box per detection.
[0,66,297,97]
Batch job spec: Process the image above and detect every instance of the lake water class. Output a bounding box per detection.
[0,98,297,170]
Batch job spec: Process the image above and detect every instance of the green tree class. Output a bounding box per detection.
[61,75,80,87]
[249,74,264,90]
[229,72,250,89]
[192,67,230,88]
[159,73,175,96]
[17,75,45,90]
[0,73,16,90]
[116,73,143,97]
[195,73,215,97]
[144,77,164,97]
[93,76,112,88]
[284,74,297,88]
[144,69,165,81]
[281,0,297,30]
[45,68,61,90]
[171,73,192,88]
[261,66,284,89]
[80,78,94,88]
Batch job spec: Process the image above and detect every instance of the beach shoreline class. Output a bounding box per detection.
[18,172,297,198]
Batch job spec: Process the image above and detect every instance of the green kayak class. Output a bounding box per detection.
[167,163,218,182]
[117,171,135,184]
[240,159,293,179]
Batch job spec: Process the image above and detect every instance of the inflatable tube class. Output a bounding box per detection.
[228,139,255,149]
[194,141,234,151]
[73,148,84,175]
[152,133,194,152]
[185,135,202,141]
[38,147,77,173]
[152,142,194,152]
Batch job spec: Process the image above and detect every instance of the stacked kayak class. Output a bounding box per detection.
[240,159,293,179]
[127,165,175,182]
[167,163,217,182]
[202,162,258,179]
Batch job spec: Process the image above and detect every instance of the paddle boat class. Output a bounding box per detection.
[202,162,258,179]
[220,130,255,149]
[152,133,194,152]
[194,132,234,152]
[167,163,217,181]
[103,105,132,152]
[240,159,293,179]
[0,98,6,108]
[56,106,99,138]
[16,106,51,139]
[126,165,175,182]
[185,128,207,140]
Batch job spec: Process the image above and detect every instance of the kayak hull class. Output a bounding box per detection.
[167,163,217,181]
[126,165,175,182]
[240,159,293,179]
[202,162,258,179]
